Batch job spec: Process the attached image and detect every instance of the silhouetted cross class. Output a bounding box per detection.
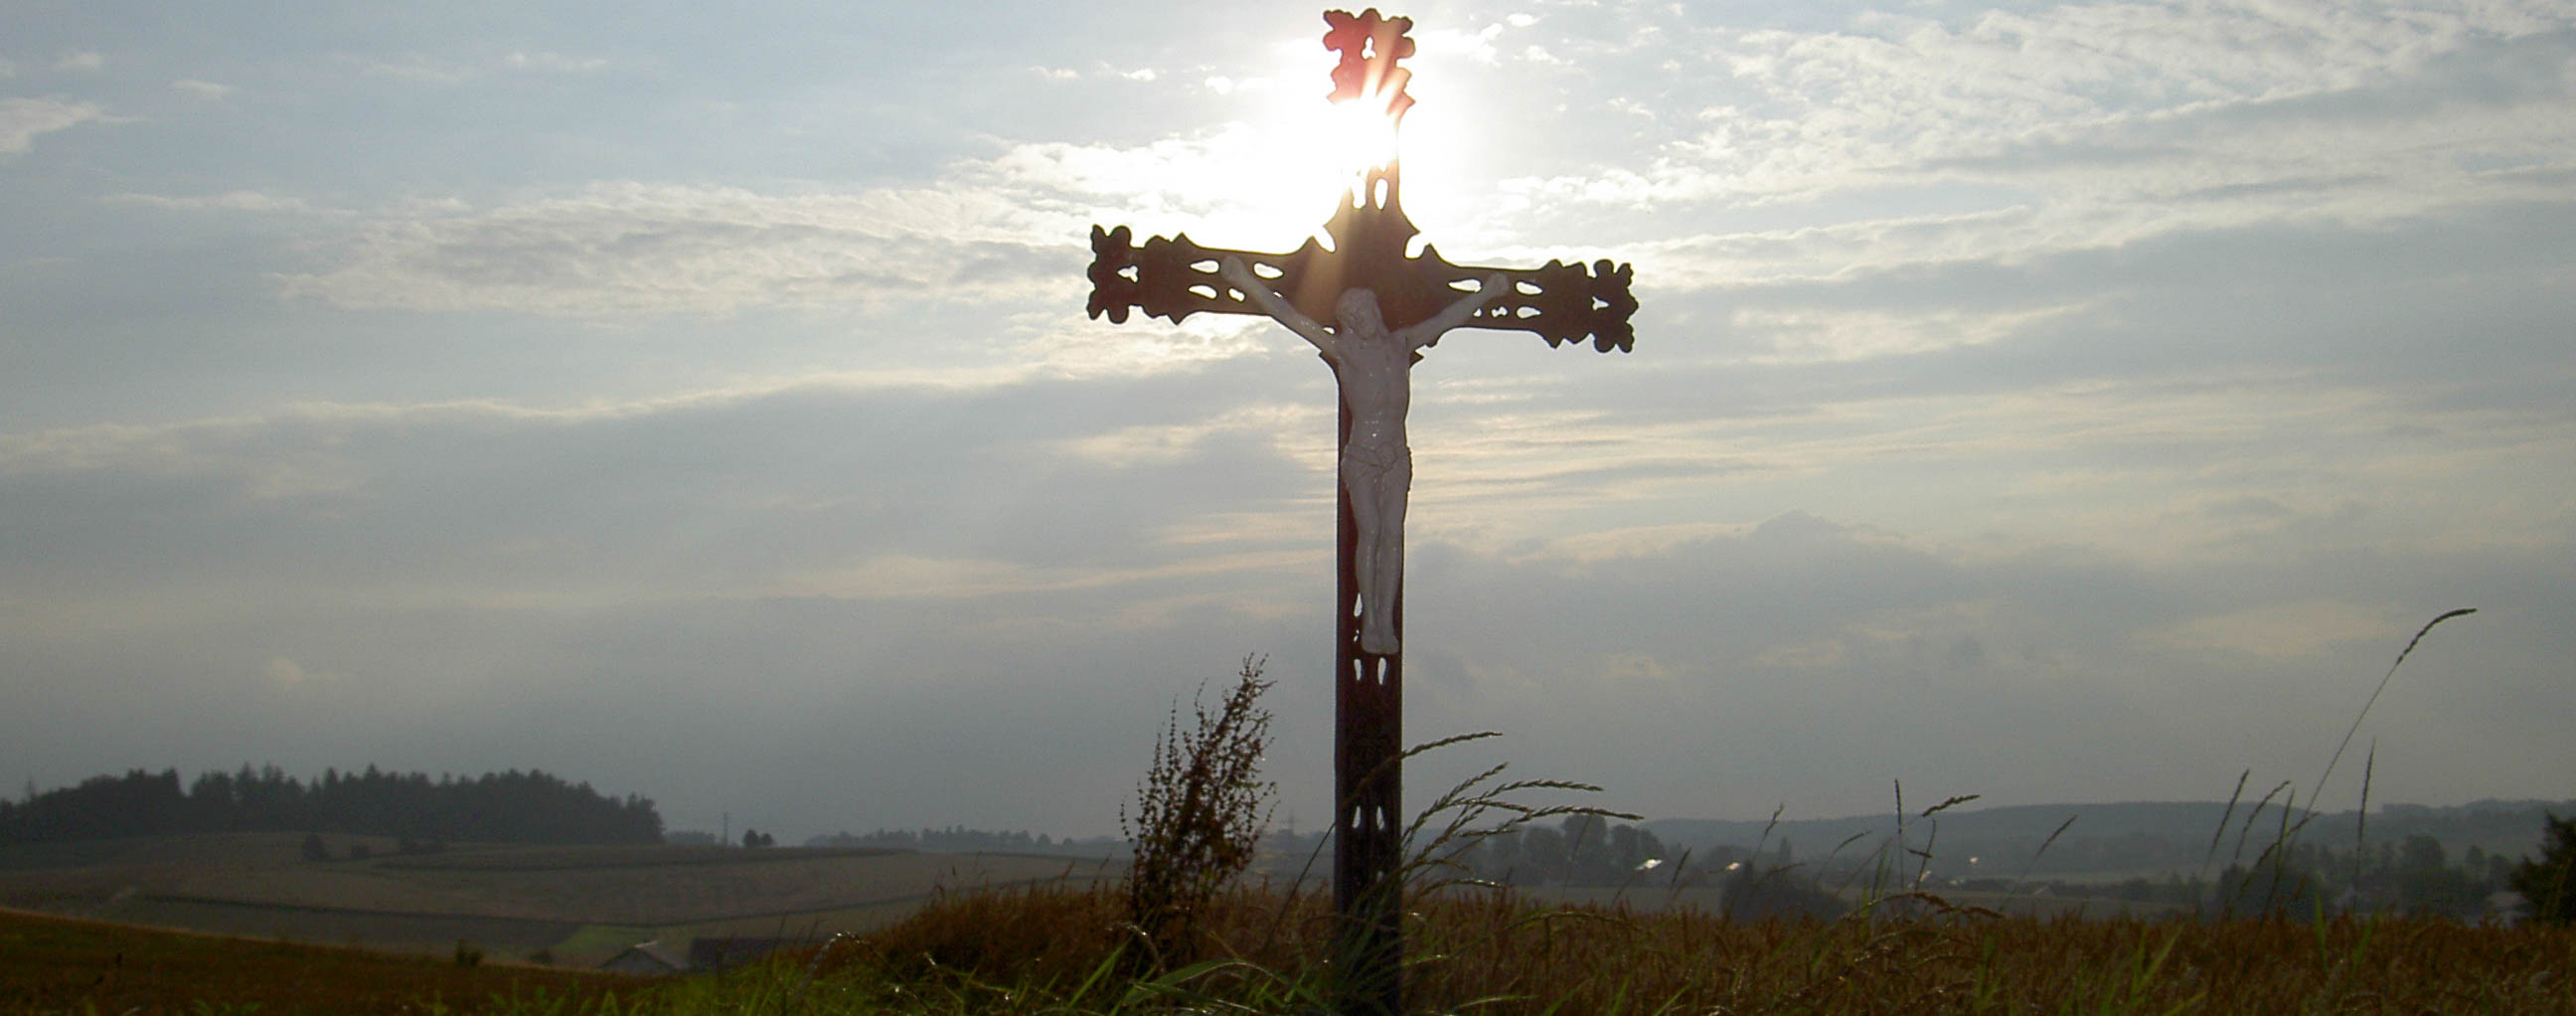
[1083,11,1637,1014]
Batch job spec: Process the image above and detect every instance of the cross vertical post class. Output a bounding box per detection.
[1085,10,1636,1013]
[1333,375,1402,1012]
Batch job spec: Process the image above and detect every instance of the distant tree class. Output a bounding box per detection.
[0,763,662,846]
[347,842,371,860]
[1560,814,1618,884]
[2399,834,2447,873]
[1519,825,1568,885]
[2510,812,2576,924]
[300,832,330,862]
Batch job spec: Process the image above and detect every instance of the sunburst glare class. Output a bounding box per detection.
[1185,51,1483,252]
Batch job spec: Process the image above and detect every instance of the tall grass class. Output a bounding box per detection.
[763,880,2576,1015]
[24,881,2575,1015]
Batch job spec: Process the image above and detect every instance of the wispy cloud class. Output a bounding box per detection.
[272,114,1378,318]
[104,190,324,213]
[0,96,103,156]
[170,79,235,101]
[352,50,610,85]
[500,51,608,74]
[273,180,1085,316]
[1489,0,2576,277]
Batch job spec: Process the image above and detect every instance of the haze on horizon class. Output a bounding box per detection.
[3,0,2570,842]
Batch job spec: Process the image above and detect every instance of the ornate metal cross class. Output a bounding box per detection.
[1085,10,1635,1012]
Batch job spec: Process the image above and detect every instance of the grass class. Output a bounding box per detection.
[790,880,2576,1015]
[0,905,640,1015]
[18,882,2576,1014]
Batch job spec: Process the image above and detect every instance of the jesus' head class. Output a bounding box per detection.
[1334,288,1387,337]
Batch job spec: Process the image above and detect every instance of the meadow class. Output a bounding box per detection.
[12,881,2575,1015]
[0,831,1111,965]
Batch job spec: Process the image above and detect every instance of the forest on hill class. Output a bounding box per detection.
[0,765,662,845]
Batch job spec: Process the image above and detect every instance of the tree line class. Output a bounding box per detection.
[0,764,663,845]
[805,824,1122,855]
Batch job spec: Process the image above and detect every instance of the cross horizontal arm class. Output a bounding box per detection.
[1087,225,1637,353]
[1396,246,1636,353]
[1085,225,1302,327]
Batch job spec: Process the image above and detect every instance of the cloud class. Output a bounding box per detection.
[354,50,610,85]
[54,52,103,73]
[500,51,608,74]
[171,79,235,100]
[0,97,102,156]
[104,190,323,213]
[1477,2,2576,281]
[274,181,1087,316]
[272,116,1374,319]
[3,345,2569,830]
[7,0,2574,836]
[2142,601,2403,660]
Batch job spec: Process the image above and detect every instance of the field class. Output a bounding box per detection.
[1503,881,2186,921]
[12,882,2575,1014]
[0,832,1114,966]
[0,905,635,1015]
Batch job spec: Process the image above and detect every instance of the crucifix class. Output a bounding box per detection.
[1085,10,1635,1012]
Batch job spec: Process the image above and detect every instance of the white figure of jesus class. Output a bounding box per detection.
[1221,256,1511,655]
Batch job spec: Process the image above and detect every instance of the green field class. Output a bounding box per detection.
[0,832,1115,966]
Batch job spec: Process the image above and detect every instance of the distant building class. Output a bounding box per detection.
[599,939,686,975]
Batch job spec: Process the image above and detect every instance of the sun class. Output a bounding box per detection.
[1198,87,1404,245]
[1188,33,1481,251]
[1319,91,1402,185]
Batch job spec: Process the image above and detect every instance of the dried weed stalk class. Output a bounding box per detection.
[1120,654,1277,968]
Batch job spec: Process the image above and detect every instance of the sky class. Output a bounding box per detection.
[3,0,2570,843]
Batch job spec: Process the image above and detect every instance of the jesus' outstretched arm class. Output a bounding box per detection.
[1396,274,1514,350]
[1220,257,1341,358]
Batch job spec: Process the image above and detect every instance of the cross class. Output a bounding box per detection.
[1084,10,1635,1013]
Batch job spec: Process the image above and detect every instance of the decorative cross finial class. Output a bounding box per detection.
[1324,9,1417,126]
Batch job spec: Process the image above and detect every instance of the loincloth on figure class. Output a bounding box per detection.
[1340,438,1413,488]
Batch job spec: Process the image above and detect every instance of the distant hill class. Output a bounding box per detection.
[1646,798,2576,878]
